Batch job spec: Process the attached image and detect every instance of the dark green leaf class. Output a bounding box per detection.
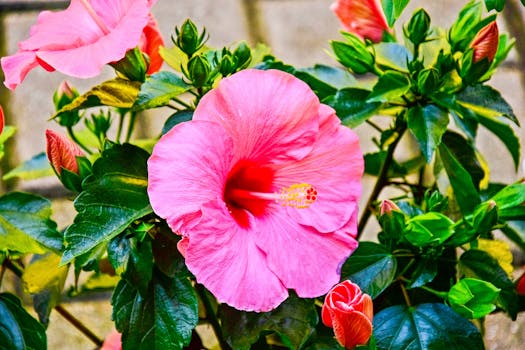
[221,294,318,350]
[484,0,505,12]
[500,221,525,252]
[295,65,357,99]
[151,225,188,278]
[375,43,412,71]
[53,78,141,118]
[133,71,191,111]
[112,271,198,349]
[325,88,381,127]
[367,71,411,103]
[162,111,193,135]
[0,293,47,350]
[381,0,410,27]
[407,105,449,162]
[0,192,62,254]
[22,253,68,326]
[2,152,53,181]
[62,144,152,264]
[460,249,519,319]
[457,85,519,125]
[408,258,438,289]
[437,143,481,214]
[479,113,521,170]
[441,132,485,189]
[341,242,397,298]
[374,303,484,350]
[364,151,408,177]
[123,238,153,297]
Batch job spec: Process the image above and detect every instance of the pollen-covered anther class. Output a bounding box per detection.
[278,183,317,208]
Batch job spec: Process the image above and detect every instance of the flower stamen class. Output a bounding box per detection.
[279,183,317,208]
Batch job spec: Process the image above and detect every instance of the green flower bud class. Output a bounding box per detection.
[405,9,431,46]
[331,33,375,74]
[175,19,207,56]
[233,41,252,69]
[53,81,81,127]
[188,55,211,87]
[219,54,236,76]
[417,68,440,95]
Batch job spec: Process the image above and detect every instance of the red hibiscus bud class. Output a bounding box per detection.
[517,267,525,296]
[45,129,83,175]
[470,21,499,63]
[322,280,373,349]
[0,105,4,135]
[56,81,76,100]
[330,0,391,43]
[100,329,122,350]
[139,14,165,74]
[380,199,401,216]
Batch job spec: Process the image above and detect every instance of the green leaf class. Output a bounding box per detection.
[489,183,525,220]
[374,303,484,350]
[405,212,455,247]
[437,143,481,214]
[162,110,193,135]
[296,65,357,100]
[133,71,191,111]
[407,104,449,162]
[112,271,198,349]
[341,242,397,298]
[122,238,154,296]
[325,88,381,127]
[3,152,54,181]
[151,225,189,278]
[0,126,17,160]
[484,0,505,11]
[457,85,519,125]
[61,144,152,264]
[448,278,500,319]
[0,192,62,254]
[478,113,521,169]
[460,248,519,319]
[441,131,485,189]
[22,253,68,326]
[364,151,407,177]
[367,71,411,103]
[53,78,142,118]
[407,258,438,289]
[0,293,47,350]
[221,294,318,350]
[375,43,412,72]
[500,221,525,252]
[381,0,410,27]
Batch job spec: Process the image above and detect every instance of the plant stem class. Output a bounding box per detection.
[0,259,6,288]
[400,283,412,307]
[172,97,193,110]
[357,123,407,238]
[195,283,231,350]
[116,112,125,143]
[4,259,103,347]
[125,111,137,143]
[67,126,93,155]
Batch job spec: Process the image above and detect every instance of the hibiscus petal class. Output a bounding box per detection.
[331,309,373,349]
[185,198,288,312]
[256,209,358,297]
[193,69,320,163]
[1,51,39,90]
[273,105,363,233]
[147,121,233,234]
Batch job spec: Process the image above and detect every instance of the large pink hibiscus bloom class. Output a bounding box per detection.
[1,0,156,90]
[148,69,364,312]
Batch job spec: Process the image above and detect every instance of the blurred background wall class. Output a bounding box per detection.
[0,0,524,348]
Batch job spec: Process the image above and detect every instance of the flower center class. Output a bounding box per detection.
[79,0,111,35]
[223,160,317,227]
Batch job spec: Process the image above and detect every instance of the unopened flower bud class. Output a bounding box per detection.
[100,329,122,350]
[322,280,373,349]
[176,19,206,56]
[380,199,401,216]
[470,21,499,64]
[45,129,83,175]
[233,41,252,69]
[405,9,431,46]
[0,105,4,136]
[188,55,211,87]
[331,33,375,74]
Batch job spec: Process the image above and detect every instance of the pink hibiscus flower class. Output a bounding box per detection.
[148,69,363,312]
[1,0,157,90]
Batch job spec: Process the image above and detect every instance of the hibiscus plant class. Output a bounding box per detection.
[0,0,524,349]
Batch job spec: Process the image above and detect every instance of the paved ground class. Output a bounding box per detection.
[0,0,524,349]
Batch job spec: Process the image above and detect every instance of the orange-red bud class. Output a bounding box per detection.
[139,14,165,74]
[470,21,499,63]
[322,280,373,349]
[45,129,83,175]
[0,105,4,135]
[330,0,391,43]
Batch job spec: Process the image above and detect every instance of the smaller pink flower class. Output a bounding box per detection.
[140,14,165,74]
[0,105,4,136]
[330,0,391,43]
[322,280,373,349]
[100,330,122,350]
[1,0,156,90]
[56,81,76,101]
[470,21,499,64]
[45,129,83,175]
